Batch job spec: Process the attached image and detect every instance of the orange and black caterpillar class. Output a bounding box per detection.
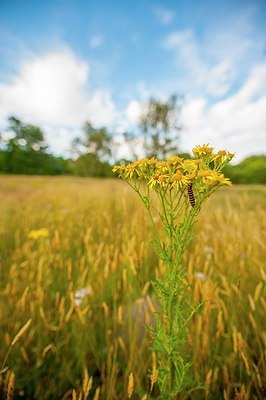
[187,183,195,207]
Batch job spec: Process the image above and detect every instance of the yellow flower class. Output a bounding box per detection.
[156,161,169,172]
[148,174,160,188]
[158,174,168,182]
[125,163,139,178]
[186,173,196,181]
[192,144,213,157]
[204,171,232,186]
[198,169,212,177]
[147,157,158,166]
[226,152,235,161]
[137,158,158,176]
[28,228,49,240]
[134,158,149,167]
[112,165,120,172]
[181,159,195,169]
[211,150,235,164]
[112,165,126,175]
[158,174,170,188]
[167,156,183,165]
[171,171,189,189]
[181,159,199,174]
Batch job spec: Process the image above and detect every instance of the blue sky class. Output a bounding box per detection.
[0,0,265,160]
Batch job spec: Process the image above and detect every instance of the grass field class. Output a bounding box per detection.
[0,175,265,399]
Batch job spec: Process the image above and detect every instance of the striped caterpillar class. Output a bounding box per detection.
[187,183,195,207]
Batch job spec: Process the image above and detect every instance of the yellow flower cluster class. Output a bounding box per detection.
[113,144,234,191]
[28,228,49,240]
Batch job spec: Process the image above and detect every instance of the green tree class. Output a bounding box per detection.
[122,131,140,161]
[139,95,181,159]
[71,153,113,177]
[1,116,48,174]
[72,121,113,177]
[224,155,266,184]
[73,122,113,161]
[6,116,47,153]
[0,116,70,175]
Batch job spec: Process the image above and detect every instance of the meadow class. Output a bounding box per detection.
[0,175,265,399]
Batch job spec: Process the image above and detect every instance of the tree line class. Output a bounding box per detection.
[0,96,182,176]
[0,96,265,183]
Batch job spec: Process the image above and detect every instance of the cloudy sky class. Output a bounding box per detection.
[0,0,265,161]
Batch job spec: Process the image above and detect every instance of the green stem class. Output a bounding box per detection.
[0,345,12,374]
[167,290,174,395]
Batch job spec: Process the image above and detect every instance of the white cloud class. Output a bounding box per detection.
[117,64,266,162]
[0,50,88,126]
[163,30,192,48]
[154,6,175,25]
[113,133,146,161]
[181,64,266,161]
[161,13,264,160]
[136,81,151,100]
[205,61,235,97]
[234,64,266,102]
[125,100,142,124]
[89,36,103,48]
[0,49,117,154]
[163,24,253,98]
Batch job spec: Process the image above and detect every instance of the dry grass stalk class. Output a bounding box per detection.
[82,368,93,399]
[5,371,15,400]
[150,351,158,393]
[93,387,100,400]
[127,372,134,399]
[71,389,77,400]
[11,319,32,346]
[0,319,32,375]
[234,386,248,400]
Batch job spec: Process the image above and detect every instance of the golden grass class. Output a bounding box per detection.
[0,175,265,399]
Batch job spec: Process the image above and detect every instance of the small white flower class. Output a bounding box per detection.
[74,287,91,306]
[194,272,207,281]
[74,298,83,307]
[204,246,214,254]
